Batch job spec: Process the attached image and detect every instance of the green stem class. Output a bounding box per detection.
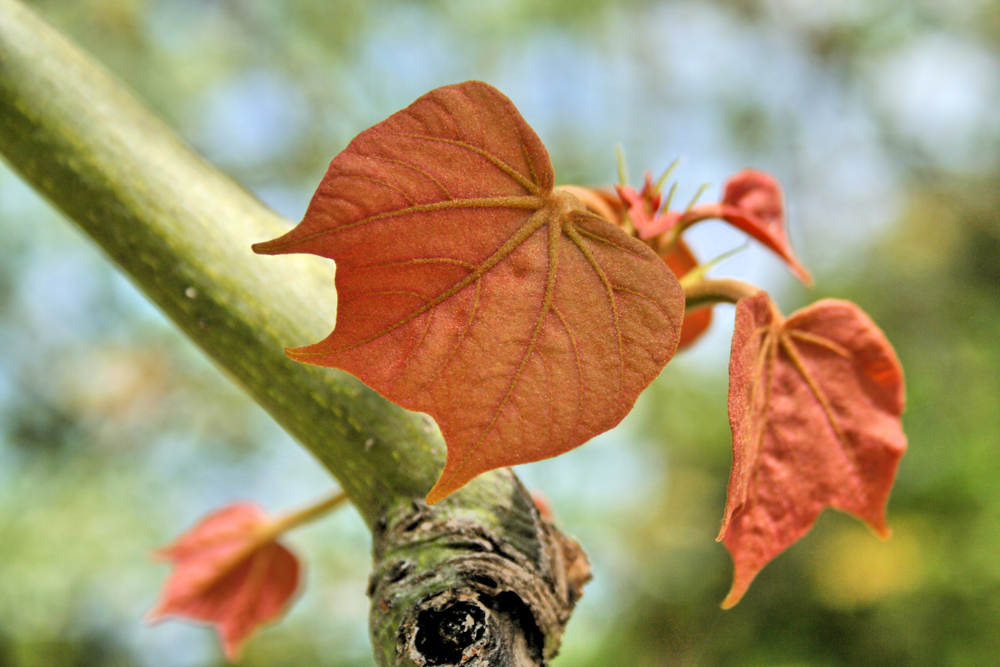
[683,278,761,311]
[262,490,349,540]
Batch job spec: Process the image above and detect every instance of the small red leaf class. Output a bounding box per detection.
[614,172,663,234]
[720,292,905,608]
[716,170,811,285]
[148,504,301,660]
[254,82,684,503]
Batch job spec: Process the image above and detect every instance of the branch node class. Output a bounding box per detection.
[368,475,591,666]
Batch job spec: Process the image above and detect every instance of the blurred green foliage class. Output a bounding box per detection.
[1,0,999,664]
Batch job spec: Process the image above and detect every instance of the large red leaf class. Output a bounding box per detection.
[253,82,684,503]
[147,503,301,660]
[720,291,906,608]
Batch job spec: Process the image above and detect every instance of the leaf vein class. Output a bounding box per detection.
[295,210,549,356]
[264,196,544,251]
[357,257,477,272]
[779,333,847,446]
[787,329,851,359]
[551,305,584,427]
[564,223,625,391]
[387,132,541,195]
[433,217,561,491]
[362,155,454,200]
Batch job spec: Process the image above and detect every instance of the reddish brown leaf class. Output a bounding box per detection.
[720,291,906,608]
[659,239,713,349]
[716,170,811,285]
[253,82,684,503]
[148,504,300,660]
[556,185,624,229]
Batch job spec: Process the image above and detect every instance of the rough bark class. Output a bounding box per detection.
[369,475,590,665]
[0,0,589,663]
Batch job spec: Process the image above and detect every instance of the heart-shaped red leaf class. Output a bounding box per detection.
[720,291,906,608]
[253,82,684,503]
[148,503,301,660]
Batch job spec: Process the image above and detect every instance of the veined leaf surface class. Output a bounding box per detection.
[254,82,684,503]
[720,291,906,607]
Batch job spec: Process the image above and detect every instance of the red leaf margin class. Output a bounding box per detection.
[720,291,906,608]
[559,184,713,349]
[659,238,713,349]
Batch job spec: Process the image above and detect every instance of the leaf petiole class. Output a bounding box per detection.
[677,242,750,290]
[683,278,760,311]
[258,490,349,542]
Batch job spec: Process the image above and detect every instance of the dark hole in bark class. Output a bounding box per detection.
[482,592,544,662]
[471,574,498,590]
[414,601,486,665]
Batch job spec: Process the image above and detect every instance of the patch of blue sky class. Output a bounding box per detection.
[192,70,308,167]
[868,32,1000,172]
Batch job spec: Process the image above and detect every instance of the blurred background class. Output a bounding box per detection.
[1,0,998,664]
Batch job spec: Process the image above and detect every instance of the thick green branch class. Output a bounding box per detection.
[0,0,431,525]
[0,1,587,663]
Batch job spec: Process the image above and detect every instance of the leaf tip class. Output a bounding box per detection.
[250,239,280,256]
[425,474,461,506]
[143,603,165,625]
[719,591,742,610]
[792,262,814,287]
[222,634,247,662]
[716,495,749,543]
[284,342,328,366]
[720,567,755,609]
[424,487,449,506]
[425,455,484,505]
[870,519,892,541]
